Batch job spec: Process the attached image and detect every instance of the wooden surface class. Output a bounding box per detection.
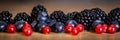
[0,31,120,40]
[0,1,120,40]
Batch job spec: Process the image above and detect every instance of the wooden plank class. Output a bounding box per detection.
[0,31,119,40]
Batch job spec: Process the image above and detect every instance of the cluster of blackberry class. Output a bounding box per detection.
[74,8,108,30]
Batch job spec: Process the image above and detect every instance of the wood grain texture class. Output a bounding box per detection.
[0,31,120,40]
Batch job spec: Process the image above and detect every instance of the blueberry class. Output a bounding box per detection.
[111,21,120,32]
[31,20,38,31]
[15,20,25,31]
[66,20,77,27]
[41,12,48,17]
[0,21,7,32]
[91,20,104,30]
[48,20,57,26]
[36,21,47,32]
[38,16,47,21]
[52,22,65,33]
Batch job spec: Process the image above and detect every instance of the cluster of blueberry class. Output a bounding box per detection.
[0,5,120,36]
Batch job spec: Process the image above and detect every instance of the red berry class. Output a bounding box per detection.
[7,24,16,33]
[107,24,117,34]
[102,24,108,32]
[42,26,51,34]
[76,24,84,32]
[65,24,74,33]
[71,28,79,35]
[95,24,104,34]
[22,22,33,36]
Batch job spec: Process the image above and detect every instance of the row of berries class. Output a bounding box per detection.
[0,5,120,36]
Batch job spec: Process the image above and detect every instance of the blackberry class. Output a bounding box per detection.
[108,8,120,22]
[50,10,67,24]
[14,12,31,23]
[67,12,78,20]
[31,5,48,20]
[0,11,13,24]
[91,8,108,24]
[75,9,95,30]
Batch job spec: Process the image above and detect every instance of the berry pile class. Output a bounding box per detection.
[0,11,13,32]
[0,5,119,36]
[108,8,120,33]
[30,5,52,34]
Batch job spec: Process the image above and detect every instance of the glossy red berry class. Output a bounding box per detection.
[42,26,51,34]
[95,24,104,34]
[65,24,74,33]
[76,24,84,32]
[102,24,108,32]
[7,24,16,33]
[71,28,79,35]
[107,24,117,34]
[22,22,33,36]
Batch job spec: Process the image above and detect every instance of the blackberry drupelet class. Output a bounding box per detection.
[14,12,31,23]
[50,10,67,24]
[67,12,78,20]
[0,11,13,24]
[75,9,95,30]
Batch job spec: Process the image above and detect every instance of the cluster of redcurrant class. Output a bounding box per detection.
[0,5,120,36]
